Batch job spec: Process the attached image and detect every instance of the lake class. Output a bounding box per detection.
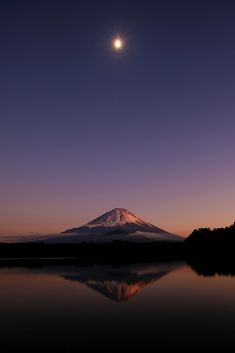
[0,261,235,352]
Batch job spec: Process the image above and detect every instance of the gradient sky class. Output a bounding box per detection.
[1,0,235,237]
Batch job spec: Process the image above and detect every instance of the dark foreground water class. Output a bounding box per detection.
[0,262,235,353]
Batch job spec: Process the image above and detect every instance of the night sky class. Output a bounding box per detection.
[1,0,235,236]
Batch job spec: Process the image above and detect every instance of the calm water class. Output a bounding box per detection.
[0,262,235,352]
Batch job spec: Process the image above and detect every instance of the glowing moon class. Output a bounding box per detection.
[113,38,123,51]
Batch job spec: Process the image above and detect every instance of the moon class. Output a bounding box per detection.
[113,37,124,51]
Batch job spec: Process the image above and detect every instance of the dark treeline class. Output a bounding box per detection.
[185,222,235,276]
[0,241,184,263]
[185,222,235,257]
[185,222,235,248]
[1,223,235,275]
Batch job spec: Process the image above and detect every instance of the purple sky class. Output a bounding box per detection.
[1,0,235,237]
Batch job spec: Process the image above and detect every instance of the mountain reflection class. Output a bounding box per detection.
[61,263,181,302]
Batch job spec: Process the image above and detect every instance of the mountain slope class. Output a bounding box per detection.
[63,208,169,235]
[52,208,183,243]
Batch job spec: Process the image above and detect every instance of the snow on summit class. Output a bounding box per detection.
[86,208,147,228]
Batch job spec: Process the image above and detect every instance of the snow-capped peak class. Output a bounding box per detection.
[85,208,146,228]
[61,208,183,242]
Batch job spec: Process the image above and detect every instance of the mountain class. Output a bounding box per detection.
[51,208,182,243]
[63,208,168,235]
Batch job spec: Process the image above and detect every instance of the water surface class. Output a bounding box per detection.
[0,262,235,352]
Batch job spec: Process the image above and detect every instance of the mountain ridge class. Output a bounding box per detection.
[62,208,168,235]
[56,208,183,243]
